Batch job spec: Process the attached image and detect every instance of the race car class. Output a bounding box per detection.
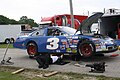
[13,13,118,58]
[13,25,118,58]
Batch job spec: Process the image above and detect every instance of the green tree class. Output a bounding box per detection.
[19,16,28,23]
[0,15,38,27]
[0,15,10,24]
[9,19,19,24]
[0,15,19,24]
[19,16,38,27]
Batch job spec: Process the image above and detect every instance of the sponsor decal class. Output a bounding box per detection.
[72,48,77,53]
[60,45,66,50]
[66,44,69,48]
[73,40,79,44]
[61,39,67,44]
[101,45,106,49]
[68,39,73,45]
[95,44,100,46]
[61,39,67,42]
[66,48,71,52]
[72,49,77,53]
[95,44,101,49]
[70,45,77,48]
[96,45,101,49]
[72,36,78,39]
[62,42,67,45]
[56,50,61,52]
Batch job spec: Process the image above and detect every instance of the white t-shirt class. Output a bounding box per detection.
[50,56,59,63]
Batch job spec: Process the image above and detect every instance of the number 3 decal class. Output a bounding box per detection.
[47,38,59,50]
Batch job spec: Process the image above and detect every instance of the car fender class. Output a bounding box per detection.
[77,37,96,54]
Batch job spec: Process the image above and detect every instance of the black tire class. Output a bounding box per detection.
[10,38,15,43]
[78,40,95,58]
[5,39,10,44]
[27,42,38,58]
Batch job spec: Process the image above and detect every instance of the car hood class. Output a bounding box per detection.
[80,34,114,44]
[77,12,103,33]
[18,35,29,38]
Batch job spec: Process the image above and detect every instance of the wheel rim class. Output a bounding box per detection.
[6,40,9,44]
[80,44,92,57]
[5,40,10,44]
[28,45,36,55]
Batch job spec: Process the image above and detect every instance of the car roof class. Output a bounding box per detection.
[39,26,69,29]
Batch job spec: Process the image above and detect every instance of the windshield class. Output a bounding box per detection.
[58,26,81,35]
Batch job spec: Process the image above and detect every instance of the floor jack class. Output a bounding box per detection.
[0,42,14,65]
[86,62,106,73]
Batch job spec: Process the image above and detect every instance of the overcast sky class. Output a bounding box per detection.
[0,0,120,23]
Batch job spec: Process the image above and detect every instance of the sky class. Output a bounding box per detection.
[0,0,120,23]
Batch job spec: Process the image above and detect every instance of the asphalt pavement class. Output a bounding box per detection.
[0,48,120,78]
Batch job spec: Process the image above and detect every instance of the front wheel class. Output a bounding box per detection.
[78,40,95,58]
[27,42,38,58]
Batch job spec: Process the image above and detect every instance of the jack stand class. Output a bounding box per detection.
[0,41,14,65]
[1,57,14,65]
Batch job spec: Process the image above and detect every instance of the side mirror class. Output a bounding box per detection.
[36,32,39,35]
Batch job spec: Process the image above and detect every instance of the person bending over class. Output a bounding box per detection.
[35,54,64,69]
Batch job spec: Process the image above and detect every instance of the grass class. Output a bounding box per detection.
[0,44,120,80]
[0,71,26,80]
[0,66,120,80]
[0,43,13,48]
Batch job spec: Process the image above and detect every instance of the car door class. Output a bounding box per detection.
[38,27,69,53]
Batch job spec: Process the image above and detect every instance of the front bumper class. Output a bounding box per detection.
[96,47,118,53]
[13,41,26,49]
[95,43,118,53]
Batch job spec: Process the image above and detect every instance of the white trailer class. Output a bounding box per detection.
[0,24,32,43]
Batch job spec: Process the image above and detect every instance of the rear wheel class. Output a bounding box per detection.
[5,38,15,44]
[5,39,10,44]
[10,38,15,43]
[78,40,95,58]
[27,42,38,58]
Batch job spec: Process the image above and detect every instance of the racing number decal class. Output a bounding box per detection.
[47,38,59,50]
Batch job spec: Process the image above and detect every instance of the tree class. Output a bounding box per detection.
[0,15,38,27]
[0,15,19,24]
[19,16,28,23]
[0,15,10,24]
[19,16,38,27]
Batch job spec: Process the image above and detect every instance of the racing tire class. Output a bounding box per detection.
[78,40,95,58]
[27,42,38,59]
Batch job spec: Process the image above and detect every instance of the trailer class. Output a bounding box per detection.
[0,24,32,43]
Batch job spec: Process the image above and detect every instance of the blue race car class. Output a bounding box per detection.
[13,26,118,58]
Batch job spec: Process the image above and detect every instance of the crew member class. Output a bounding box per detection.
[35,54,64,69]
